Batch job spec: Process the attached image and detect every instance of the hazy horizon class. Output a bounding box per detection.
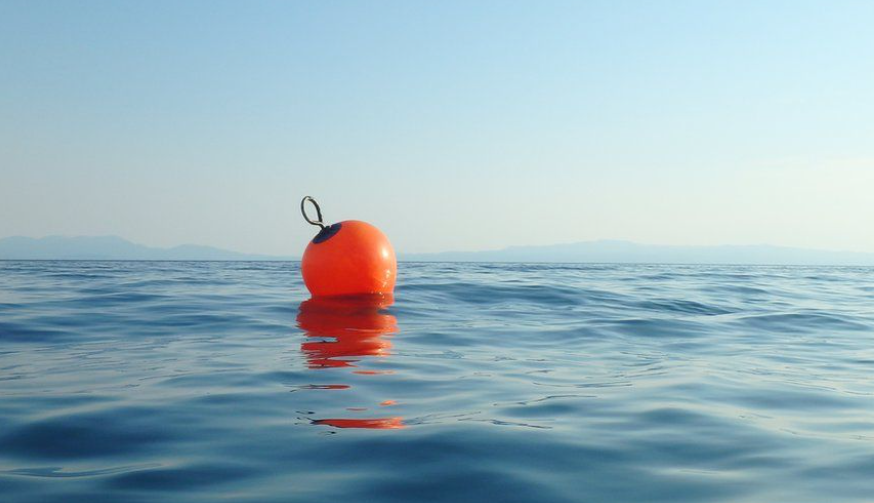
[3,234,874,266]
[4,232,874,255]
[2,1,873,256]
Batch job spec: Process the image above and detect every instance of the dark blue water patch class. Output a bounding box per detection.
[495,394,594,418]
[634,299,734,316]
[59,291,169,306]
[0,407,177,460]
[600,317,711,339]
[705,284,772,296]
[402,281,590,307]
[735,311,872,332]
[297,427,749,503]
[1,463,162,478]
[0,394,120,421]
[157,372,278,389]
[106,462,259,491]
[0,320,72,342]
[724,384,863,411]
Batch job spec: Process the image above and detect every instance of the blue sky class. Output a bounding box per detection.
[2,1,872,255]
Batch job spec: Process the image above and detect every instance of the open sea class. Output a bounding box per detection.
[1,261,874,503]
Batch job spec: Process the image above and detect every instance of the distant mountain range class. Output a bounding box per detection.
[0,236,292,261]
[405,240,874,266]
[1,235,872,265]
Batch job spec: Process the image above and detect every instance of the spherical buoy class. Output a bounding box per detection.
[300,197,397,297]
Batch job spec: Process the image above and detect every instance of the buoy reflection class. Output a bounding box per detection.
[297,294,403,430]
[312,417,404,430]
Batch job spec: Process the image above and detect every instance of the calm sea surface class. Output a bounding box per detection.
[1,261,873,502]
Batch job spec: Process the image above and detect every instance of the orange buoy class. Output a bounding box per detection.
[300,197,397,298]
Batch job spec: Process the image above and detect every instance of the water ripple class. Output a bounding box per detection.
[1,261,873,502]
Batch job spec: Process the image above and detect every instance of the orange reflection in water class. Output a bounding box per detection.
[298,294,397,369]
[313,417,404,430]
[297,294,403,430]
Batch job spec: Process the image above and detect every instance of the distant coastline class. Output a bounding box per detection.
[2,235,873,266]
[0,236,293,261]
[404,240,874,266]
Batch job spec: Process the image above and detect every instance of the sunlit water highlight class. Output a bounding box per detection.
[1,261,873,502]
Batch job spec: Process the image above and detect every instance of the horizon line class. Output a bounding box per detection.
[2,234,873,257]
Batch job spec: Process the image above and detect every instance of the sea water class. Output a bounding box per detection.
[1,261,873,502]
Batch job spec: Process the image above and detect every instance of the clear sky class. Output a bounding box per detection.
[2,0,872,255]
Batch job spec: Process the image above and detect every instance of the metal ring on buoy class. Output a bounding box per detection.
[300,196,326,230]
